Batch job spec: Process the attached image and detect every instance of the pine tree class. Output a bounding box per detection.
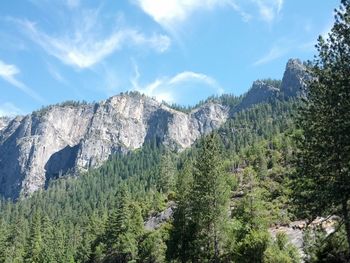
[25,211,43,263]
[188,133,229,262]
[0,218,8,263]
[292,0,350,256]
[105,186,142,262]
[157,151,175,194]
[167,161,194,262]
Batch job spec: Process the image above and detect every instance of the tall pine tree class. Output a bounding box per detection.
[189,133,229,262]
[292,0,350,256]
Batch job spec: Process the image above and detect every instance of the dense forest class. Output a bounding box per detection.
[0,1,350,262]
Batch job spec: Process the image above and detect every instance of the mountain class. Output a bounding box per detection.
[0,59,308,200]
[236,58,309,111]
[0,93,229,199]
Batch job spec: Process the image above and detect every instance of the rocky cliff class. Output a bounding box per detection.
[235,59,310,112]
[280,59,311,97]
[0,117,11,132]
[235,80,279,111]
[0,93,229,199]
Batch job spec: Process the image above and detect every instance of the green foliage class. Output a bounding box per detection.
[0,96,301,262]
[139,228,167,263]
[263,233,301,263]
[291,0,350,256]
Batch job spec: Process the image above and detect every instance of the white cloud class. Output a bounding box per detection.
[135,0,283,28]
[253,45,288,66]
[227,1,252,22]
[16,17,170,69]
[0,102,23,117]
[252,0,284,23]
[131,64,224,104]
[0,60,45,103]
[135,0,239,29]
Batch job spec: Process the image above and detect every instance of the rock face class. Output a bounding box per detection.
[145,202,176,231]
[0,117,11,132]
[281,59,311,97]
[269,216,340,261]
[235,80,279,111]
[0,93,229,199]
[234,59,311,113]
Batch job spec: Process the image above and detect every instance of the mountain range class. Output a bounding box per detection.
[0,58,308,200]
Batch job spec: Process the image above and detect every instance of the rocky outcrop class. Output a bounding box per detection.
[145,202,176,231]
[0,93,229,199]
[281,59,311,98]
[269,216,340,261]
[235,80,279,111]
[0,117,11,132]
[233,59,310,113]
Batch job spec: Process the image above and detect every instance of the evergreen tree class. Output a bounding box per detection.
[105,186,143,262]
[167,161,193,262]
[25,211,43,263]
[157,151,175,194]
[292,0,350,256]
[188,133,229,262]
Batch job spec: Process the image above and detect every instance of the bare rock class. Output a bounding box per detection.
[0,94,229,199]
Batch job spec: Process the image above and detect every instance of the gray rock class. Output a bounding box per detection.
[281,59,312,98]
[269,216,340,261]
[144,202,176,231]
[235,80,279,112]
[0,117,11,132]
[0,93,229,199]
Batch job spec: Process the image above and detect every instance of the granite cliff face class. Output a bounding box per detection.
[0,94,229,199]
[235,80,279,111]
[0,117,11,132]
[281,59,311,97]
[234,59,310,113]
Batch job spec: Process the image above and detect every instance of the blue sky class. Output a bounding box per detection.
[0,0,339,116]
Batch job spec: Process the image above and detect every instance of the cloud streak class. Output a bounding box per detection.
[253,45,288,66]
[135,0,284,29]
[131,64,224,104]
[0,60,45,103]
[253,0,284,23]
[0,102,23,117]
[16,16,170,69]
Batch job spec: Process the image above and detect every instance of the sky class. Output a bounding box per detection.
[0,0,340,116]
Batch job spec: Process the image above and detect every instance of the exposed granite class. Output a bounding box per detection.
[0,94,229,199]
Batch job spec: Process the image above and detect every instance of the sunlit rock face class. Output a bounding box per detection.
[0,93,229,199]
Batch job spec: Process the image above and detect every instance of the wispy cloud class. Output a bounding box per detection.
[0,102,23,117]
[0,60,45,103]
[253,45,288,66]
[135,0,244,29]
[252,0,284,23]
[14,13,170,69]
[135,0,283,29]
[227,1,252,22]
[46,62,68,85]
[131,63,224,104]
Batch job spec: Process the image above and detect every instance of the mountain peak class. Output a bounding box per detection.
[281,58,311,97]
